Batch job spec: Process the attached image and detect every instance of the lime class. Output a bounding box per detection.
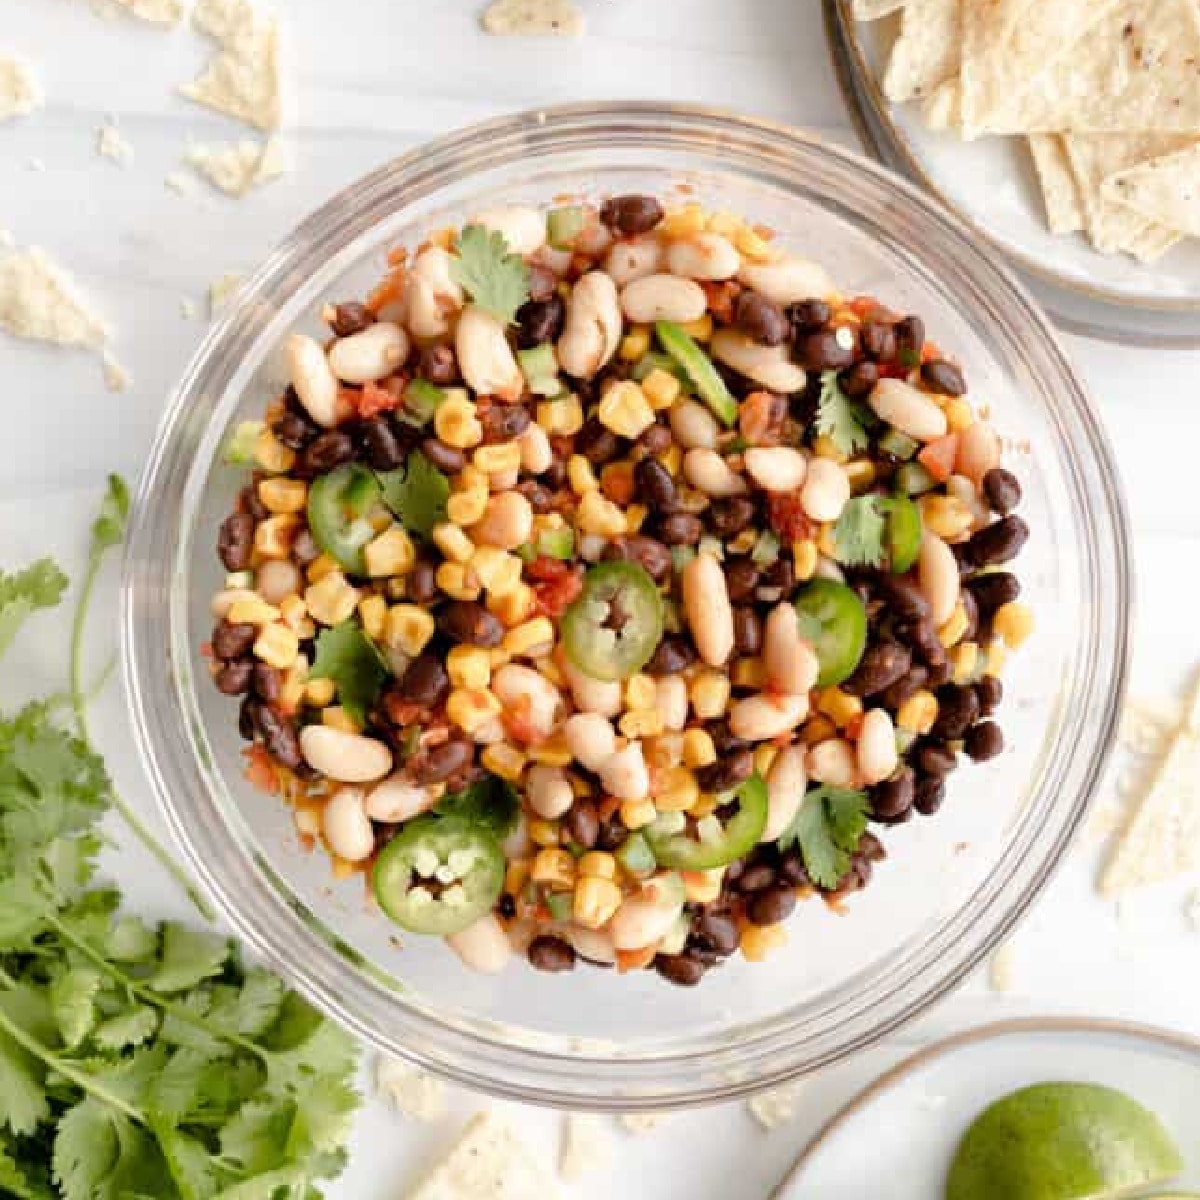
[946,1082,1183,1200]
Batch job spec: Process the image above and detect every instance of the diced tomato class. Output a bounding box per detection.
[739,390,785,446]
[766,492,815,543]
[533,569,584,617]
[597,796,622,822]
[199,641,214,659]
[366,270,406,315]
[242,745,281,795]
[616,946,657,974]
[357,378,404,419]
[600,461,636,506]
[877,360,910,380]
[701,280,740,325]
[918,433,960,483]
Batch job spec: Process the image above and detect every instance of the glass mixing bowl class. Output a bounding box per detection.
[122,103,1131,1109]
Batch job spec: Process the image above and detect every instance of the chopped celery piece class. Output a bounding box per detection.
[668,546,696,577]
[545,891,573,922]
[750,529,781,567]
[879,428,920,461]
[518,343,558,382]
[222,420,264,465]
[546,205,585,250]
[401,378,446,426]
[516,543,537,563]
[615,832,656,878]
[656,320,737,426]
[537,526,575,560]
[896,462,939,496]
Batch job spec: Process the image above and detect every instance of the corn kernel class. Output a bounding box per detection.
[817,687,864,729]
[433,522,475,564]
[305,677,336,707]
[474,441,522,475]
[568,454,600,495]
[728,528,757,556]
[598,380,655,440]
[227,596,281,626]
[732,657,767,689]
[447,645,492,690]
[993,601,1034,650]
[951,641,979,685]
[625,674,657,712]
[983,639,1007,677]
[537,395,584,436]
[945,397,974,433]
[619,710,664,739]
[528,735,572,767]
[435,396,483,449]
[734,225,773,262]
[682,868,724,904]
[570,774,592,797]
[254,426,296,474]
[504,858,531,897]
[576,489,627,537]
[487,583,535,628]
[446,687,502,734]
[844,460,876,494]
[531,847,576,890]
[481,742,526,783]
[364,527,415,578]
[254,514,300,560]
[322,705,360,734]
[707,209,741,238]
[537,657,566,689]
[578,851,617,881]
[641,367,681,411]
[753,744,779,778]
[682,729,716,769]
[386,604,436,656]
[654,766,700,813]
[358,594,388,642]
[620,798,658,831]
[812,434,848,463]
[503,616,555,659]
[574,876,622,929]
[280,659,308,714]
[741,922,788,962]
[620,327,651,362]
[677,314,713,343]
[305,572,361,627]
[253,622,299,670]
[691,792,719,818]
[624,504,648,533]
[471,547,522,598]
[661,204,707,238]
[257,477,307,515]
[436,561,482,602]
[800,714,838,746]
[447,487,488,527]
[897,690,939,735]
[817,524,838,558]
[528,818,560,847]
[306,553,339,584]
[792,539,819,582]
[689,669,731,720]
[920,494,974,542]
[658,443,683,476]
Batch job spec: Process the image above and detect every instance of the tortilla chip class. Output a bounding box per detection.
[882,0,961,104]
[1126,224,1184,264]
[975,0,1200,136]
[920,78,961,131]
[1102,141,1200,238]
[1027,135,1085,235]
[481,0,582,37]
[852,0,907,19]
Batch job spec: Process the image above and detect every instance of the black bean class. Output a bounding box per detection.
[871,767,915,822]
[965,515,1029,567]
[692,910,740,957]
[859,831,886,862]
[778,848,810,886]
[840,361,880,399]
[439,601,504,647]
[966,571,1021,616]
[708,722,750,756]
[412,738,473,784]
[733,607,763,656]
[420,437,467,475]
[931,684,980,740]
[759,555,795,597]
[788,299,831,332]
[576,417,620,465]
[981,468,1022,515]
[860,320,896,362]
[639,422,672,455]
[926,658,953,689]
[724,559,760,603]
[516,295,566,349]
[398,653,451,708]
[735,863,777,893]
[602,536,672,584]
[913,777,945,816]
[735,291,790,346]
[408,560,438,606]
[844,642,912,697]
[894,315,925,363]
[658,512,703,546]
[708,498,756,538]
[655,954,705,986]
[975,675,1003,716]
[698,750,754,794]
[876,573,930,621]
[274,409,319,451]
[298,429,355,476]
[920,359,967,396]
[960,587,980,643]
[600,194,664,236]
[746,884,797,926]
[360,417,407,471]
[256,706,302,769]
[878,664,928,710]
[212,620,257,661]
[635,458,676,511]
[239,480,269,521]
[252,662,282,707]
[528,935,576,973]
[964,721,1004,761]
[214,661,254,695]
[217,513,255,571]
[419,342,459,385]
[647,636,696,675]
[564,800,600,850]
[238,696,260,741]
[914,739,957,779]
[527,264,558,304]
[328,301,374,337]
[516,481,554,512]
[480,403,531,444]
[899,619,947,671]
[543,459,568,490]
[796,329,855,372]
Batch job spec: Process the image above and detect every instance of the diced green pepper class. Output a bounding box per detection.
[615,832,656,878]
[222,420,264,465]
[896,462,939,496]
[547,205,586,249]
[878,428,920,461]
[400,378,446,427]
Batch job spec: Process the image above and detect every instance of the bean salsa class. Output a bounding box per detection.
[208,195,1031,985]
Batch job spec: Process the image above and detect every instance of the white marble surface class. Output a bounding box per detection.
[2,1,1199,1196]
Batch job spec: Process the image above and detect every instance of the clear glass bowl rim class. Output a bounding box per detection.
[122,101,1132,1109]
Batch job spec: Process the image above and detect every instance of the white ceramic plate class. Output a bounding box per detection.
[775,1019,1200,1199]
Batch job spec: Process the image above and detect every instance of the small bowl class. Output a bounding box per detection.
[122,103,1131,1110]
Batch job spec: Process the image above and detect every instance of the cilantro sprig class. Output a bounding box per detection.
[832,495,887,568]
[815,370,871,457]
[778,785,871,890]
[0,559,68,661]
[449,224,531,325]
[378,450,451,538]
[309,621,389,727]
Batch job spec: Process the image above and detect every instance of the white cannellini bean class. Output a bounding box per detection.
[857,709,899,786]
[285,333,340,427]
[562,657,622,717]
[211,588,259,619]
[665,232,741,281]
[473,716,506,746]
[801,457,851,523]
[491,664,563,738]
[807,738,859,788]
[619,274,707,325]
[405,246,464,339]
[456,306,523,403]
[681,553,734,667]
[471,205,546,257]
[518,424,553,475]
[255,560,300,606]
[728,692,809,741]
[604,236,664,286]
[446,913,511,974]
[574,219,613,256]
[327,321,409,384]
[611,893,683,951]
[598,742,650,801]
[563,713,617,772]
[709,329,807,393]
[744,446,807,493]
[322,788,375,862]
[946,473,989,530]
[956,419,1001,484]
[918,531,960,627]
[736,255,836,305]
[526,765,574,819]
[763,603,820,695]
[472,490,533,550]
[669,399,720,450]
[300,726,393,783]
[563,925,616,965]
[557,271,622,379]
[763,745,808,842]
[868,378,948,443]
[654,676,689,732]
[683,447,748,498]
[364,776,436,823]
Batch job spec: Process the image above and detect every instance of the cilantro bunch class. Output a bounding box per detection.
[0,481,360,1199]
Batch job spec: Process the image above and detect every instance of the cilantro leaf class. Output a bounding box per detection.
[434,774,519,840]
[378,450,451,539]
[50,969,102,1048]
[309,621,390,726]
[147,924,230,995]
[91,474,130,552]
[815,370,871,457]
[778,785,871,890]
[449,223,531,325]
[832,495,887,568]
[51,1098,120,1200]
[0,560,68,662]
[92,1006,160,1052]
